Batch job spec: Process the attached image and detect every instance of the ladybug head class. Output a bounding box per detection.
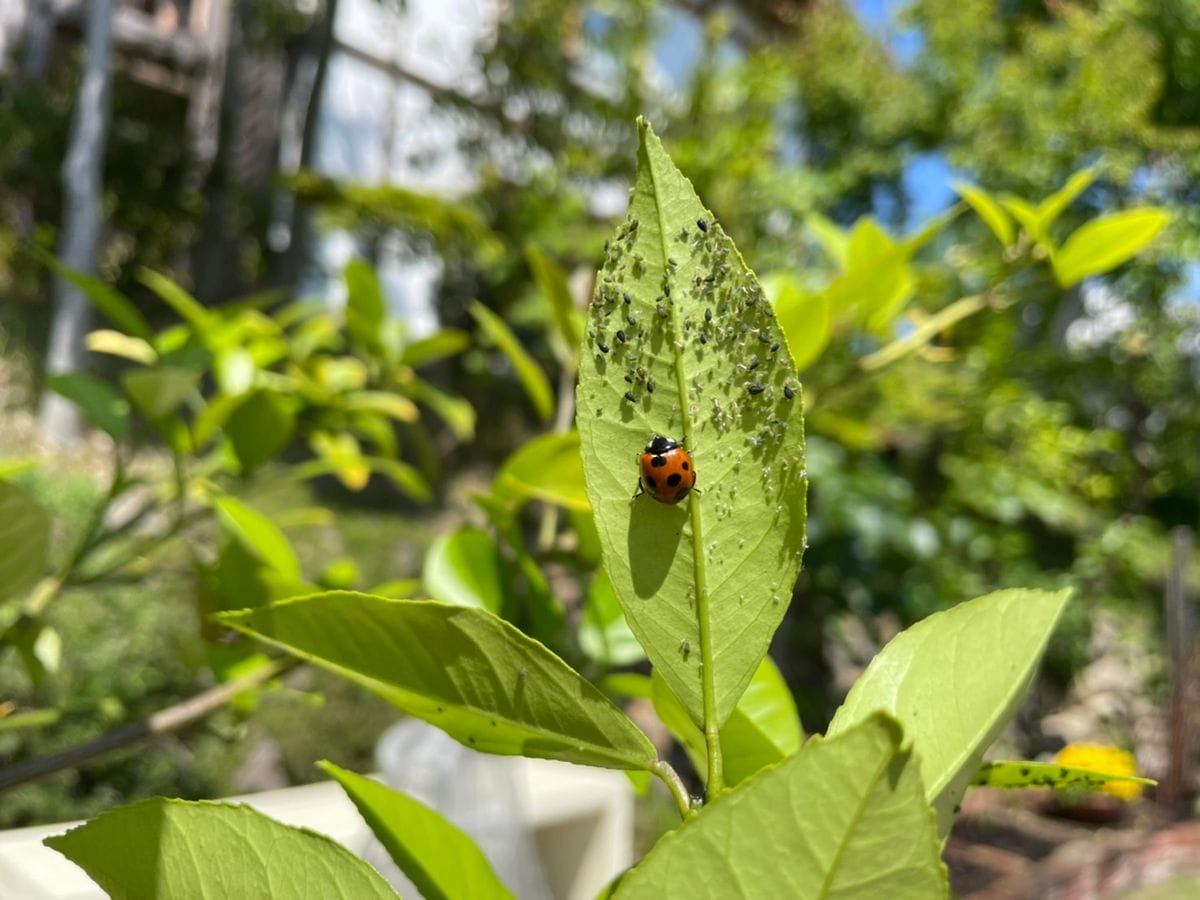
[645,434,681,454]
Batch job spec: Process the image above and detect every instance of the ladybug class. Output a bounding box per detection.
[634,435,697,504]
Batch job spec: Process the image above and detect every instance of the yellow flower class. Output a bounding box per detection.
[1053,743,1144,801]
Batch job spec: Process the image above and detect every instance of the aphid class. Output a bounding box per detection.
[770,342,780,353]
[747,383,766,395]
[747,358,760,371]
[699,333,708,345]
[758,331,771,343]
[784,384,796,400]
[616,329,627,343]
[623,292,632,304]
[668,256,678,267]
[597,340,610,354]
[697,219,708,232]
[624,390,637,403]
[646,379,655,394]
[705,307,712,322]
[624,374,634,383]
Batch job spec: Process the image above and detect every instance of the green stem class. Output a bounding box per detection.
[648,148,724,796]
[651,759,693,818]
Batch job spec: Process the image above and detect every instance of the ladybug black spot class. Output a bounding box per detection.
[645,476,657,490]
[682,461,689,470]
[651,456,667,468]
[667,473,682,487]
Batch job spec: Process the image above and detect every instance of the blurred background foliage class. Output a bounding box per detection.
[0,0,1197,828]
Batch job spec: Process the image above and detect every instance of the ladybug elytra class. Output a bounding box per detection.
[634,435,697,504]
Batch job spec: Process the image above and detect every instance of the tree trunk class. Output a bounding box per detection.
[38,0,117,446]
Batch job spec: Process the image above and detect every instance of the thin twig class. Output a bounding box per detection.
[650,758,693,819]
[0,657,301,793]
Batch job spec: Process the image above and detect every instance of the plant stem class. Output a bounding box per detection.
[651,759,693,818]
[0,657,301,793]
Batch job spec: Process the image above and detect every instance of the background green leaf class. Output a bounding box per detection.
[211,494,302,579]
[423,525,507,614]
[952,182,1015,248]
[579,570,645,666]
[493,430,589,512]
[1052,208,1171,287]
[613,714,947,899]
[224,390,296,473]
[44,798,397,899]
[46,373,131,440]
[220,592,658,771]
[576,119,806,728]
[972,760,1154,792]
[122,367,201,419]
[827,588,1072,835]
[344,258,388,355]
[469,300,554,422]
[0,481,51,605]
[764,273,832,372]
[319,762,515,900]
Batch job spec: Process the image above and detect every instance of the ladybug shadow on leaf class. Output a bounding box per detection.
[627,499,687,598]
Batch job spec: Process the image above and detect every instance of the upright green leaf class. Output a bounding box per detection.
[469,300,554,422]
[423,525,508,615]
[44,798,397,899]
[319,762,515,900]
[46,373,131,440]
[224,390,296,473]
[122,367,201,419]
[576,119,807,729]
[953,182,1015,248]
[764,273,831,372]
[211,494,302,579]
[1000,195,1050,247]
[345,259,388,355]
[805,212,848,268]
[1036,166,1098,231]
[613,714,947,899]
[400,328,471,368]
[410,377,477,441]
[493,431,589,512]
[220,592,658,771]
[527,244,584,364]
[137,268,213,335]
[36,252,153,340]
[827,588,1072,835]
[0,482,50,605]
[1052,209,1171,287]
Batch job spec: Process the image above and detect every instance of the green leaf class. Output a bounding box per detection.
[613,714,947,899]
[1000,195,1050,247]
[122,367,201,419]
[85,329,158,365]
[342,391,420,423]
[1036,166,1098,230]
[0,458,38,479]
[46,373,131,440]
[211,494,302,579]
[423,526,507,614]
[319,762,515,900]
[764,273,831,372]
[137,268,213,335]
[576,119,807,729]
[400,328,471,368]
[214,348,256,397]
[36,252,153,340]
[310,431,371,491]
[225,390,296,473]
[44,798,397,899]
[827,588,1072,835]
[953,182,1015,248]
[579,569,645,666]
[805,212,848,268]
[344,259,389,355]
[494,431,589,512]
[527,244,584,364]
[0,482,53,605]
[651,658,801,788]
[220,592,658,770]
[1052,209,1171,288]
[366,457,432,503]
[972,760,1155,792]
[410,377,476,441]
[469,300,554,422]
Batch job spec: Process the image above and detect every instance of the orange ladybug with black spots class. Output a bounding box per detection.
[634,435,696,504]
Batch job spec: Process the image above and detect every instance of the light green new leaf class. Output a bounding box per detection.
[367,457,432,502]
[86,329,157,365]
[214,347,256,397]
[1000,195,1050,247]
[0,482,50,605]
[827,588,1072,836]
[579,569,645,666]
[469,301,554,422]
[400,328,470,368]
[613,714,947,899]
[805,212,848,268]
[972,760,1154,792]
[211,494,302,579]
[651,657,801,788]
[410,377,476,441]
[344,258,388,355]
[44,798,397,899]
[310,431,370,491]
[953,182,1015,248]
[225,390,296,473]
[763,272,831,372]
[220,592,658,770]
[824,218,915,330]
[46,373,131,440]
[493,431,589,512]
[423,525,507,615]
[1036,166,1098,231]
[319,762,515,900]
[528,244,584,365]
[343,391,420,423]
[576,119,806,729]
[1052,209,1171,287]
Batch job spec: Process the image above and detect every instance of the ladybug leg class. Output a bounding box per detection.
[632,478,645,500]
